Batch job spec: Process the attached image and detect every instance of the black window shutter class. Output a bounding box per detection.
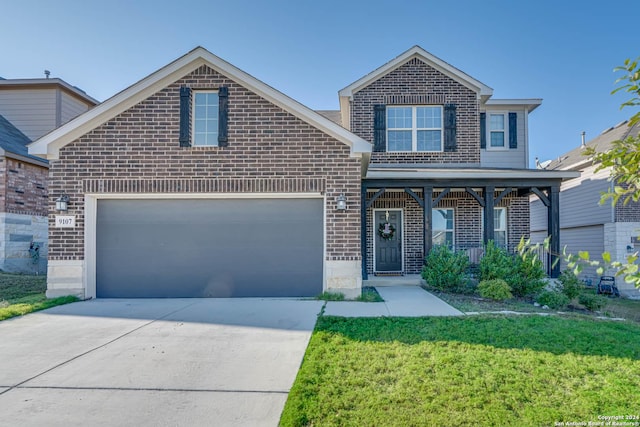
[179,86,191,147]
[373,104,386,152]
[443,104,457,152]
[480,112,486,149]
[218,86,229,147]
[509,112,517,149]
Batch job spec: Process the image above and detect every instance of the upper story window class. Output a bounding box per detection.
[192,91,219,146]
[387,106,443,152]
[489,113,506,148]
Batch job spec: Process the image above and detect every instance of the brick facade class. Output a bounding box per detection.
[0,157,49,273]
[350,58,480,164]
[615,198,640,222]
[48,65,362,263]
[365,189,530,274]
[1,157,48,216]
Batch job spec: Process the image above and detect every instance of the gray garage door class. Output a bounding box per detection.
[96,198,323,298]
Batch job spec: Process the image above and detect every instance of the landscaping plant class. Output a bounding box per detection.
[579,293,607,312]
[558,269,583,300]
[536,290,570,309]
[480,241,546,297]
[421,245,470,292]
[510,254,547,297]
[479,241,513,281]
[478,279,512,301]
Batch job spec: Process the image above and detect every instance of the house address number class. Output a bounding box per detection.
[55,215,76,228]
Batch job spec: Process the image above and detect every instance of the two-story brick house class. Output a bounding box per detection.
[338,47,576,281]
[29,46,576,299]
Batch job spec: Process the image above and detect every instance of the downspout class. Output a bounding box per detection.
[524,107,529,168]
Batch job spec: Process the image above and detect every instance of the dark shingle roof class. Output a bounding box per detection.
[547,120,640,170]
[0,115,48,164]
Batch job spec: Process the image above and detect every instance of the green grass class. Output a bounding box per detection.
[0,273,47,302]
[354,287,383,302]
[0,272,78,321]
[602,296,640,322]
[281,315,640,427]
[0,296,79,321]
[316,287,384,302]
[316,291,345,301]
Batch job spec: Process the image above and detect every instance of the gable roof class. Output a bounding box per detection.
[0,114,48,167]
[338,45,494,99]
[547,120,640,171]
[28,47,371,160]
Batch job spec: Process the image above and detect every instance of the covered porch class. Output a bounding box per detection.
[360,167,579,280]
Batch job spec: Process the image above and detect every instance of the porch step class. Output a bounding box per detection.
[364,274,424,287]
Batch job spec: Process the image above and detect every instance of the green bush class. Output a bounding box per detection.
[479,241,513,281]
[578,293,607,312]
[478,279,513,301]
[510,256,547,298]
[558,270,583,300]
[536,290,570,309]
[422,245,470,292]
[480,241,546,297]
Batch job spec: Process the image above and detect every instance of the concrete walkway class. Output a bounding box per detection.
[323,285,463,317]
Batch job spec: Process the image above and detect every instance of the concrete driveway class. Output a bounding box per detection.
[0,298,323,427]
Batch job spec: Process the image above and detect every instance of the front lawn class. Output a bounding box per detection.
[0,272,78,321]
[281,315,640,426]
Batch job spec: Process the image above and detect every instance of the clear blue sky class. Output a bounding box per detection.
[2,0,639,166]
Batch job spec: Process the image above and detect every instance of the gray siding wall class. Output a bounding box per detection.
[530,196,548,233]
[0,89,57,140]
[531,164,613,234]
[60,92,90,126]
[559,165,612,228]
[560,225,605,278]
[480,107,527,169]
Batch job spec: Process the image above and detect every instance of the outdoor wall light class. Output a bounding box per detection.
[55,194,70,212]
[336,194,347,211]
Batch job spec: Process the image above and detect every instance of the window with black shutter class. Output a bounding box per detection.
[180,86,229,147]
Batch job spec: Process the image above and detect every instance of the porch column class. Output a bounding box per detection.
[548,185,560,278]
[424,187,433,260]
[483,186,495,244]
[361,184,368,280]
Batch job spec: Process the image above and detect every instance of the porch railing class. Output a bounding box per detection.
[460,244,550,277]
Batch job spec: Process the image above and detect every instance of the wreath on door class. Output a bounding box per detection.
[378,222,396,240]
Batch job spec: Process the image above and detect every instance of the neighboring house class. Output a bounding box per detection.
[531,121,640,297]
[28,46,576,299]
[0,77,97,273]
[0,77,98,140]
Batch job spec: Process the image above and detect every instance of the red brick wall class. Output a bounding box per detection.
[1,157,48,216]
[49,65,362,261]
[350,58,480,164]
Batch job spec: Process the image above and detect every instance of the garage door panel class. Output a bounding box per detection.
[96,199,323,298]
